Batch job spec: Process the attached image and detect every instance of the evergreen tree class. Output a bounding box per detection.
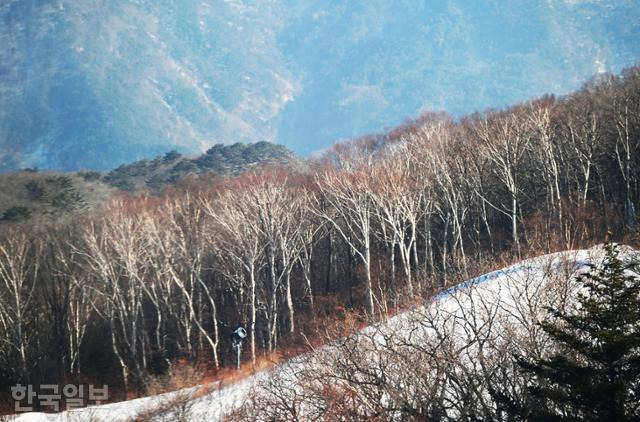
[495,243,640,421]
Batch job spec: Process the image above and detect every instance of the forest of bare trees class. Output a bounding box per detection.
[0,67,639,405]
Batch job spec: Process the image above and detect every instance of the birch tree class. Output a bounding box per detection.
[249,173,311,339]
[0,230,39,381]
[371,151,423,298]
[203,186,263,364]
[558,95,605,207]
[474,109,534,256]
[315,163,376,318]
[163,195,220,369]
[612,68,640,226]
[75,206,149,391]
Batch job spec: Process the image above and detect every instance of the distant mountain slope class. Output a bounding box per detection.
[1,0,638,171]
[0,0,296,171]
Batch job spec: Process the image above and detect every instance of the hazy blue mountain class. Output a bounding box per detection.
[0,0,296,171]
[1,0,639,171]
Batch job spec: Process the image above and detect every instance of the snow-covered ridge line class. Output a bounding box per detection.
[13,246,615,421]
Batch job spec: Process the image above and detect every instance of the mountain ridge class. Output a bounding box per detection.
[0,141,298,224]
[2,0,638,171]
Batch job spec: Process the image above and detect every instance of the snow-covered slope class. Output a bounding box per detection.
[13,245,629,421]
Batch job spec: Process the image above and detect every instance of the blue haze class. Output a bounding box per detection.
[0,0,639,170]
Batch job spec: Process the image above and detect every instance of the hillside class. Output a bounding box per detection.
[2,0,638,170]
[0,141,299,224]
[3,2,640,419]
[0,0,296,171]
[13,245,632,421]
[0,170,112,224]
[1,67,639,419]
[102,141,298,192]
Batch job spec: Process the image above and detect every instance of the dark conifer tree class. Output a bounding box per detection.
[495,243,640,421]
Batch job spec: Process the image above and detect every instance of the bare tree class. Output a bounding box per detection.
[0,230,39,381]
[612,68,640,226]
[245,172,309,343]
[560,98,604,207]
[75,204,149,391]
[236,252,587,421]
[203,185,264,364]
[474,109,535,256]
[151,194,221,369]
[315,162,377,318]
[371,150,424,299]
[41,228,94,377]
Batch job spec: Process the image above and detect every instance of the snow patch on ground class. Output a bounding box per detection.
[13,245,624,421]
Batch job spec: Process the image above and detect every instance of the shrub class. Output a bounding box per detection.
[2,206,31,221]
[25,180,45,200]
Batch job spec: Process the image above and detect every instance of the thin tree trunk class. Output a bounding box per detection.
[285,272,295,335]
[248,262,256,365]
[364,242,375,318]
